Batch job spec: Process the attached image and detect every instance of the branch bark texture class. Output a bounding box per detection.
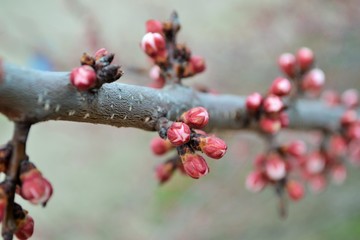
[0,63,348,132]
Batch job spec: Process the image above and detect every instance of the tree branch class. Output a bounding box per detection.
[0,62,349,132]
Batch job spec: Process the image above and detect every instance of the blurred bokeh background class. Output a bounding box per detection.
[1,0,360,239]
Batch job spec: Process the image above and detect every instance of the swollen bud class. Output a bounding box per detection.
[341,89,359,109]
[305,153,325,174]
[246,92,263,112]
[150,137,173,155]
[189,56,206,74]
[286,140,307,157]
[265,157,286,180]
[263,95,284,113]
[260,117,281,134]
[296,47,314,72]
[286,180,305,201]
[270,77,292,96]
[20,169,53,206]
[149,66,165,89]
[94,48,109,60]
[301,68,325,93]
[141,32,166,57]
[199,136,227,159]
[146,20,163,33]
[70,65,97,91]
[180,107,209,129]
[245,171,267,192]
[155,161,176,184]
[331,165,347,185]
[278,53,296,78]
[181,153,209,179]
[15,215,34,240]
[167,122,191,146]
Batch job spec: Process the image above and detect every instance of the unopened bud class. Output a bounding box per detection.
[180,107,209,129]
[199,136,227,159]
[278,53,296,78]
[301,68,325,93]
[341,89,359,109]
[286,140,307,157]
[181,153,209,179]
[189,55,206,74]
[306,153,325,174]
[270,77,292,96]
[265,157,286,180]
[321,90,340,106]
[245,171,267,192]
[263,95,284,113]
[20,169,53,206]
[309,174,326,193]
[167,122,191,146]
[15,215,34,240]
[331,165,347,185]
[155,161,176,184]
[286,180,305,201]
[297,47,314,72]
[94,48,109,60]
[70,65,97,91]
[260,117,281,134]
[141,32,166,58]
[146,20,163,33]
[246,92,263,112]
[340,110,357,126]
[150,137,173,155]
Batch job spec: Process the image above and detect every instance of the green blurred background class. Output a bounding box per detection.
[1,0,360,239]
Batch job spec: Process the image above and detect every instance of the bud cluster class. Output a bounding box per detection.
[70,48,123,91]
[246,86,289,134]
[150,107,227,183]
[278,47,325,95]
[141,16,206,88]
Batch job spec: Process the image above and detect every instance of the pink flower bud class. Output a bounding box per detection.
[146,20,163,33]
[331,165,347,185]
[286,140,307,157]
[321,90,340,106]
[180,107,209,129]
[265,157,286,180]
[167,122,191,146]
[94,48,109,60]
[286,180,305,201]
[347,122,360,140]
[246,92,263,112]
[260,117,281,134]
[270,77,292,96]
[21,170,53,205]
[189,55,206,74]
[278,53,296,78]
[301,68,325,93]
[308,174,326,193]
[70,65,97,91]
[340,110,357,126]
[199,136,227,159]
[148,66,165,89]
[181,153,209,179]
[263,95,284,113]
[150,137,172,155]
[296,47,314,71]
[15,216,34,240]
[141,32,166,57]
[155,162,175,184]
[306,153,325,174]
[245,171,267,192]
[329,135,347,157]
[341,89,359,109]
